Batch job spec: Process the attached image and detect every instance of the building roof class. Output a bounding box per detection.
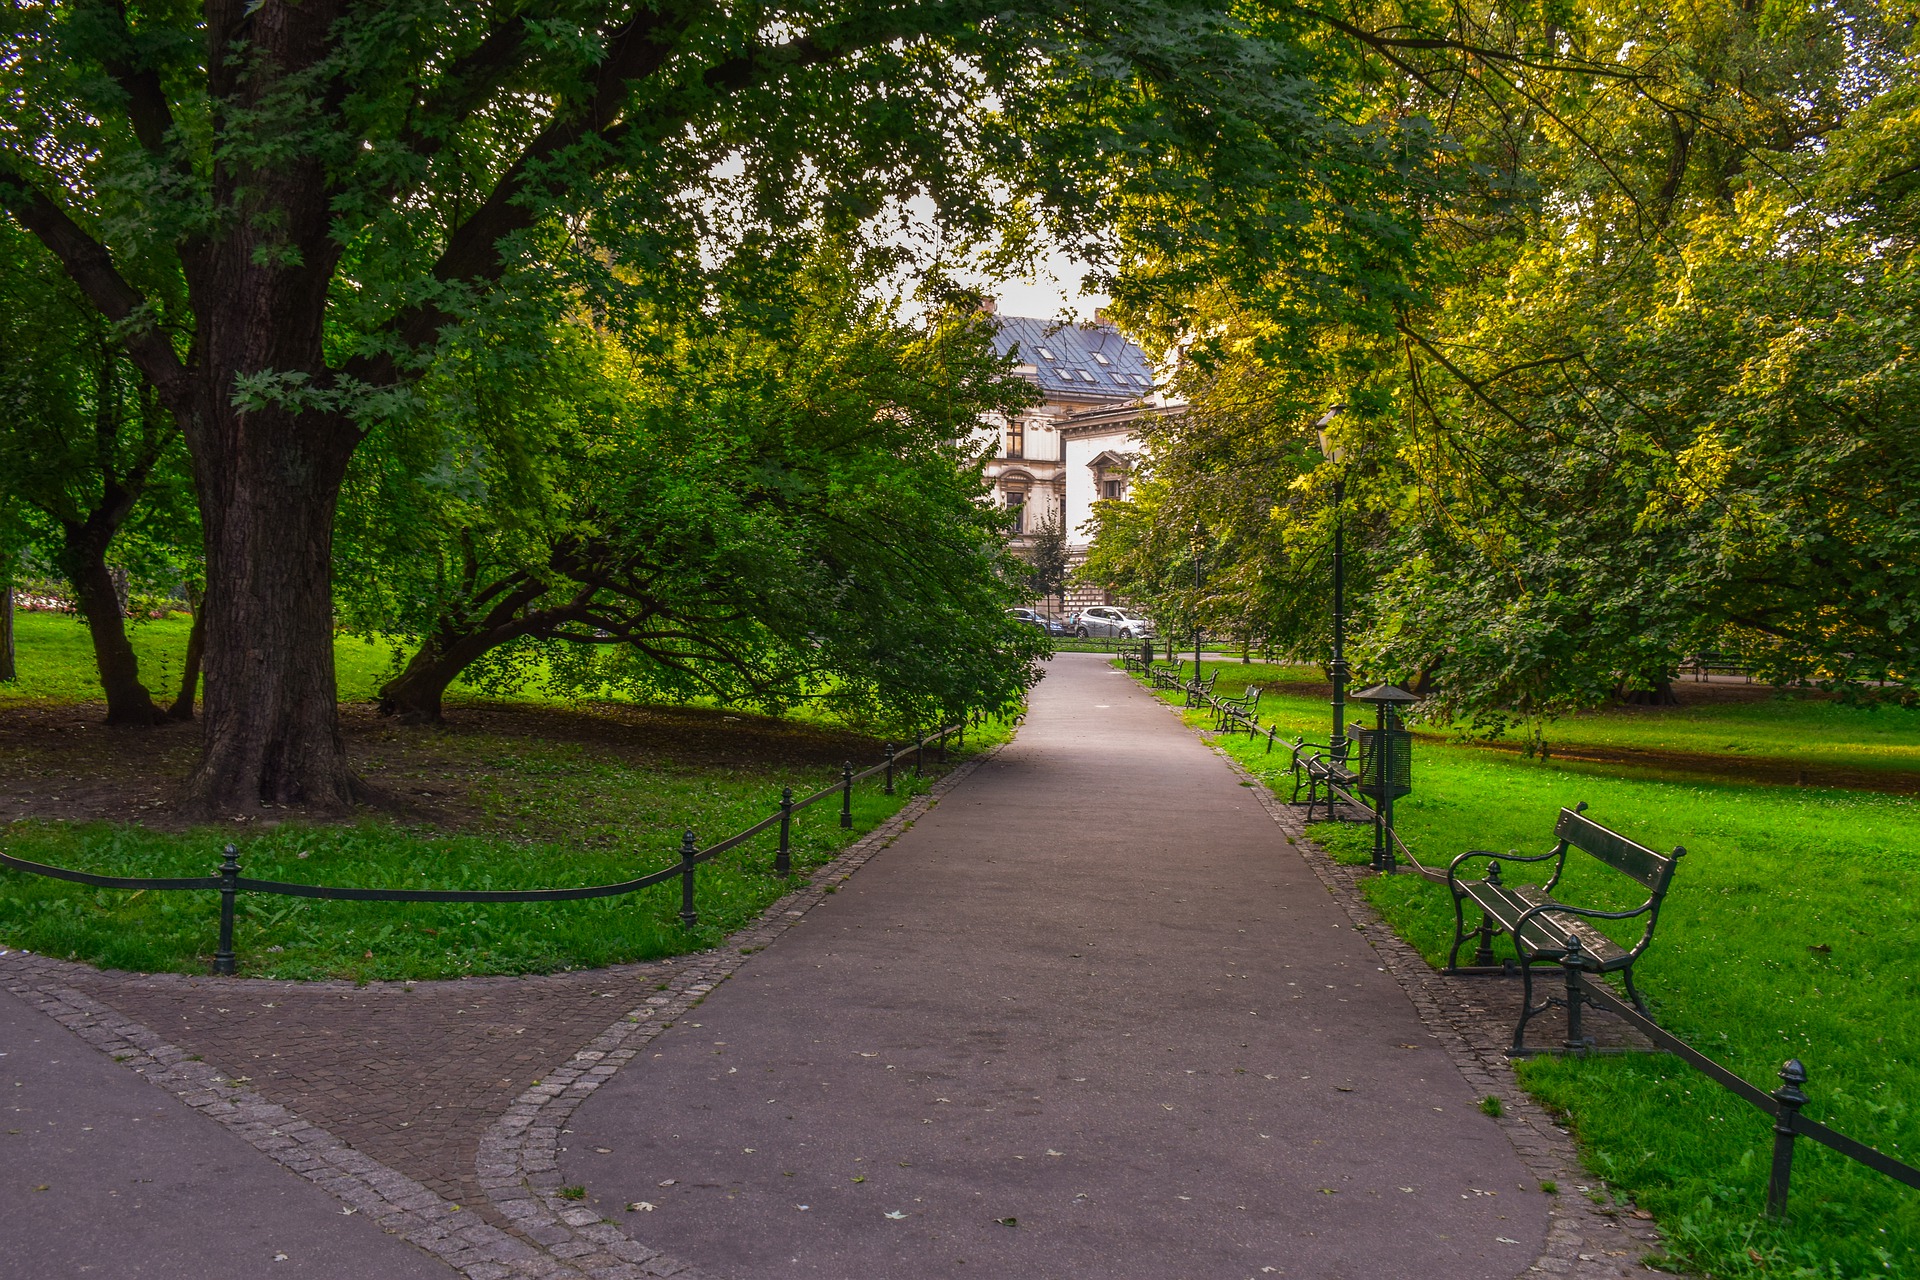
[991,315,1155,403]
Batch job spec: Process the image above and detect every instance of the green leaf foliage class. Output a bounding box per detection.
[339,243,1048,729]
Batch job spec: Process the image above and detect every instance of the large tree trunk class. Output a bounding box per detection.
[0,583,14,683]
[1620,676,1679,706]
[182,401,361,813]
[62,530,165,724]
[177,12,365,814]
[168,583,204,720]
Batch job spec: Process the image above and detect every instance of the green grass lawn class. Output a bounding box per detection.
[1179,658,1920,784]
[1144,661,1920,1280]
[1,609,1013,979]
[2,611,398,705]
[0,755,964,982]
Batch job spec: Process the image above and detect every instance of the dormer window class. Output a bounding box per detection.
[1037,347,1056,360]
[1078,369,1097,382]
[1093,352,1111,365]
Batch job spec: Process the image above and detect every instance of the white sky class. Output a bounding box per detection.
[978,248,1109,322]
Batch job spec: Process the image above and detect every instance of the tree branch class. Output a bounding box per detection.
[0,164,191,407]
[96,0,183,162]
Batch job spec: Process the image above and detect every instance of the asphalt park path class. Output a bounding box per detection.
[0,984,455,1280]
[563,653,1548,1279]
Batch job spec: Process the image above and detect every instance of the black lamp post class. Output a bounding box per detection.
[1182,521,1198,690]
[1316,406,1348,764]
[1352,682,1418,873]
[1187,522,1204,705]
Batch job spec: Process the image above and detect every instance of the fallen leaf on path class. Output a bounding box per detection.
[628,1202,656,1212]
[885,1211,907,1220]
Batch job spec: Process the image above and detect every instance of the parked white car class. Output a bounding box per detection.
[1071,606,1155,639]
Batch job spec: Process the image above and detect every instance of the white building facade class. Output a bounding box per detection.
[981,311,1173,611]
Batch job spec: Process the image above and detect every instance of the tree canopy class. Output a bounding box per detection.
[1,0,1438,812]
[1091,0,1920,737]
[339,243,1047,728]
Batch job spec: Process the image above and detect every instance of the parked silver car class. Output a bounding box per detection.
[1071,605,1155,639]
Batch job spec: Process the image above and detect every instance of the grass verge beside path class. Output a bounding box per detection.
[0,720,1007,982]
[0,613,1018,979]
[1135,661,1920,1280]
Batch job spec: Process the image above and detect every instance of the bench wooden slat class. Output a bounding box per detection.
[1554,807,1679,889]
[1462,883,1631,966]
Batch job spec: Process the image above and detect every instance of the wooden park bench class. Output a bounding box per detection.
[1211,684,1263,734]
[1183,668,1220,706]
[1287,735,1358,821]
[1119,639,1156,675]
[1445,804,1686,1054]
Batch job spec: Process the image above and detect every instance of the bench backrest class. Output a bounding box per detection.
[1555,806,1684,891]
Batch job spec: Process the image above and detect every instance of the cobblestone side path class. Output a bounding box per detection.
[557,655,1558,1280]
[0,983,460,1279]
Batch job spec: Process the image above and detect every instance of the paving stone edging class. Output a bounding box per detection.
[1160,696,1675,1277]
[471,744,1002,1279]
[1,746,999,1280]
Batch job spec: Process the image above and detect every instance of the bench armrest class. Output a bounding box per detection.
[1446,845,1558,887]
[1509,898,1652,956]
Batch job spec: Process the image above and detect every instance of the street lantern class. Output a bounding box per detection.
[1314,405,1348,764]
[1351,682,1417,873]
[1316,406,1345,464]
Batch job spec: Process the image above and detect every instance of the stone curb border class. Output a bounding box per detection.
[1144,682,1674,1277]
[0,744,1001,1280]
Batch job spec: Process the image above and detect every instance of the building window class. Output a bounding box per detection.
[1006,493,1026,534]
[1037,346,1056,360]
[1102,479,1124,500]
[1093,352,1111,365]
[1005,419,1024,459]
